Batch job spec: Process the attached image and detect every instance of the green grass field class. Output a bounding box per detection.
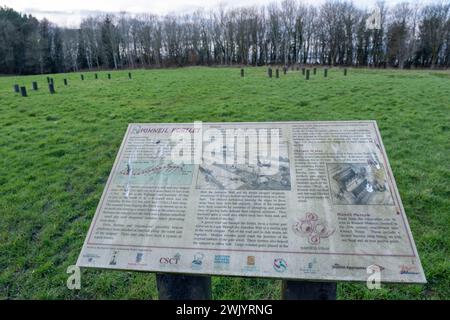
[0,67,449,299]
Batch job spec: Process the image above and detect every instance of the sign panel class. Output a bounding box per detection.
[77,121,426,283]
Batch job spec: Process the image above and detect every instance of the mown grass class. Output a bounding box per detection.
[0,67,449,299]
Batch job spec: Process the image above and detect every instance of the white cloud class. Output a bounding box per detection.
[0,0,435,27]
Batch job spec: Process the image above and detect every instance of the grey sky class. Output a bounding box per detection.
[0,0,436,27]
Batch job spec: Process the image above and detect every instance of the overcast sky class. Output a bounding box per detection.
[0,0,435,27]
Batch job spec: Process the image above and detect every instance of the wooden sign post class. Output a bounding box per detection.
[156,274,211,300]
[282,281,336,300]
[32,81,38,90]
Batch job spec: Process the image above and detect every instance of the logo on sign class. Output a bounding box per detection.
[273,258,287,273]
[135,253,144,263]
[300,258,318,274]
[191,253,204,270]
[214,255,230,270]
[400,264,420,275]
[242,255,258,273]
[109,250,119,266]
[160,253,181,265]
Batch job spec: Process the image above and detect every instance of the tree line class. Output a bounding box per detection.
[1,0,449,75]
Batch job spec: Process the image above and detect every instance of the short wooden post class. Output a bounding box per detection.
[283,66,287,75]
[20,86,27,97]
[302,68,305,75]
[276,68,279,78]
[240,68,244,77]
[128,72,132,79]
[32,81,38,90]
[156,274,212,300]
[49,83,55,94]
[81,74,84,80]
[282,281,337,300]
[306,69,310,80]
[95,73,98,79]
[324,68,328,77]
[313,67,317,75]
[108,73,111,79]
[268,68,272,78]
[344,68,347,76]
[13,84,20,93]
[64,79,68,86]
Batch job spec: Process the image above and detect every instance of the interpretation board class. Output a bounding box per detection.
[77,121,426,283]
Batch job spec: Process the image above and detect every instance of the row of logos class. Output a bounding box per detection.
[85,251,420,276]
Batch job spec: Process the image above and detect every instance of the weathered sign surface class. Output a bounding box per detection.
[77,121,426,283]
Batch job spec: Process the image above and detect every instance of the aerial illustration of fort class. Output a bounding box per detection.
[327,163,394,205]
[196,143,291,191]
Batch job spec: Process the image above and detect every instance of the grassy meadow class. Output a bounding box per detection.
[0,66,449,299]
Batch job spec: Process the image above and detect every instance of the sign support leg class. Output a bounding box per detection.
[281,281,337,300]
[156,273,212,300]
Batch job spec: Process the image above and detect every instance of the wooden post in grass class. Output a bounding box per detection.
[241,68,244,77]
[81,74,84,80]
[276,68,280,78]
[282,281,336,300]
[156,274,211,300]
[32,81,38,90]
[313,67,317,75]
[14,84,20,93]
[306,69,310,80]
[268,68,272,78]
[64,79,68,86]
[108,73,111,79]
[20,86,27,97]
[128,72,132,79]
[283,66,287,75]
[302,68,305,75]
[324,68,328,77]
[49,83,55,94]
[344,68,347,76]
[95,73,98,79]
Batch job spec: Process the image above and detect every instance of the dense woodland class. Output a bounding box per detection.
[1,0,449,75]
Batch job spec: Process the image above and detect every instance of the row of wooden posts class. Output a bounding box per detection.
[240,67,348,79]
[13,72,132,97]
